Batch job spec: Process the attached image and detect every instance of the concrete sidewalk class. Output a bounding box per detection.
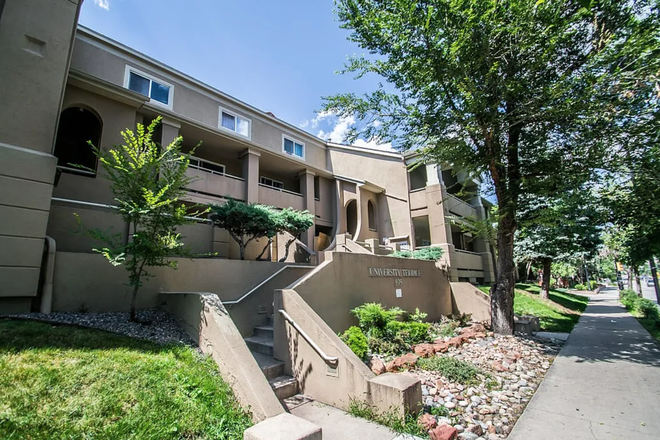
[509,287,660,440]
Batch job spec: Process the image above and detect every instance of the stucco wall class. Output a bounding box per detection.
[290,252,452,333]
[52,252,291,312]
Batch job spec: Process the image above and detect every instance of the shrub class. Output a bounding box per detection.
[367,336,407,356]
[589,280,598,290]
[638,299,659,320]
[351,303,403,336]
[341,326,368,359]
[391,247,443,261]
[348,399,428,438]
[385,321,430,345]
[574,284,585,291]
[417,356,481,384]
[407,308,428,323]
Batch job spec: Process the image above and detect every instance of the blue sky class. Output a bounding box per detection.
[82,0,392,150]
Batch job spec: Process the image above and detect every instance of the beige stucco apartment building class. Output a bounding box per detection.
[0,0,495,314]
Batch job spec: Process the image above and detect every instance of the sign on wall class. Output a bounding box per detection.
[368,267,422,298]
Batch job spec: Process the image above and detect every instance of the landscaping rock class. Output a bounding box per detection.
[369,357,386,375]
[430,424,458,440]
[418,413,438,431]
[386,353,418,372]
[414,343,438,357]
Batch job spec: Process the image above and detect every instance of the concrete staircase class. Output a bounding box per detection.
[245,317,299,401]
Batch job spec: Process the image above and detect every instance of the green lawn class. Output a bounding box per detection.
[636,317,660,342]
[476,283,589,333]
[0,320,252,440]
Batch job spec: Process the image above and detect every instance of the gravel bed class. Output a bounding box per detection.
[2,308,196,346]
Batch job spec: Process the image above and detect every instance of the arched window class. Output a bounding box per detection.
[346,200,358,238]
[368,200,377,231]
[54,107,101,177]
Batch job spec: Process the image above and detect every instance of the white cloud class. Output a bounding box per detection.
[317,115,394,152]
[94,0,110,10]
[311,110,336,128]
[299,120,309,128]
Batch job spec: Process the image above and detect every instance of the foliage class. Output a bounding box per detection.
[619,289,660,342]
[574,284,586,291]
[210,199,280,260]
[391,247,443,261]
[81,117,202,321]
[351,303,403,337]
[367,336,407,357]
[417,356,481,385]
[407,308,428,323]
[324,0,659,334]
[589,281,598,291]
[341,326,369,359]
[0,320,252,440]
[348,399,429,439]
[385,321,430,346]
[277,208,315,262]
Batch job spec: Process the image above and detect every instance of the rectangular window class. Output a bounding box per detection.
[124,66,173,108]
[219,107,251,138]
[189,157,225,175]
[260,176,284,189]
[314,176,320,200]
[283,135,304,159]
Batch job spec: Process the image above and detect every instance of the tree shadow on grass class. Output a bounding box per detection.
[0,319,175,354]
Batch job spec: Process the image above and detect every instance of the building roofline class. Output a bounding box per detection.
[326,142,402,159]
[76,25,327,147]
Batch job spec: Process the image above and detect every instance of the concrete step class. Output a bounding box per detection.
[269,375,298,400]
[251,351,285,380]
[244,336,274,356]
[253,325,274,339]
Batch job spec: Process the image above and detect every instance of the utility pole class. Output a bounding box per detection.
[649,257,660,304]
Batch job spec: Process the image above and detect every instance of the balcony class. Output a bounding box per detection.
[409,188,427,210]
[444,193,477,218]
[185,167,245,201]
[453,249,484,271]
[258,184,304,210]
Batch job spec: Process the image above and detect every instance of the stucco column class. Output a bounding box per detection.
[425,164,441,185]
[0,0,82,312]
[298,170,316,248]
[240,149,260,203]
[425,183,449,244]
[159,117,180,147]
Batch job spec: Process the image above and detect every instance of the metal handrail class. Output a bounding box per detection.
[223,265,311,306]
[278,309,338,368]
[258,183,303,197]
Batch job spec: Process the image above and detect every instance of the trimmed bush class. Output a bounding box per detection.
[417,356,481,384]
[391,246,443,261]
[385,321,430,345]
[341,326,369,359]
[351,303,403,336]
[589,280,598,290]
[574,284,586,291]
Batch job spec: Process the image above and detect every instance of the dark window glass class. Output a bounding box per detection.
[201,161,225,174]
[128,72,150,96]
[314,176,320,199]
[150,81,170,104]
[54,107,101,177]
[221,112,236,131]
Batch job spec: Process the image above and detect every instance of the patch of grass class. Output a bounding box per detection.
[477,284,589,332]
[514,284,589,333]
[348,399,429,439]
[0,320,252,440]
[637,317,660,342]
[417,356,481,385]
[619,290,660,342]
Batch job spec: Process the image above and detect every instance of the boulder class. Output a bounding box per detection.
[413,343,437,357]
[418,413,438,431]
[459,323,487,339]
[430,424,458,440]
[385,353,419,372]
[369,357,386,375]
[433,341,451,353]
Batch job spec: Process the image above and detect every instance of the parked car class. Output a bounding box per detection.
[647,278,655,287]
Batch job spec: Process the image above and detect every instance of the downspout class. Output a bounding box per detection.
[40,236,56,314]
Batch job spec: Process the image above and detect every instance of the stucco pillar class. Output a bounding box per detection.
[159,117,180,147]
[241,149,260,203]
[425,183,449,244]
[298,170,316,247]
[0,0,82,312]
[425,164,441,185]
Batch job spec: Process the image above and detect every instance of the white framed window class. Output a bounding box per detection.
[218,107,251,138]
[282,135,305,159]
[124,66,174,109]
[260,176,284,189]
[189,156,225,175]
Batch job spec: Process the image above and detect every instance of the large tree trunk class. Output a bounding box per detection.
[256,238,272,261]
[540,258,552,300]
[490,212,516,335]
[130,284,139,322]
[634,267,642,295]
[239,241,246,260]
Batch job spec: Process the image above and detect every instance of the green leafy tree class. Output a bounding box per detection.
[323,0,656,333]
[515,190,603,299]
[83,117,201,321]
[210,199,280,260]
[277,208,315,262]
